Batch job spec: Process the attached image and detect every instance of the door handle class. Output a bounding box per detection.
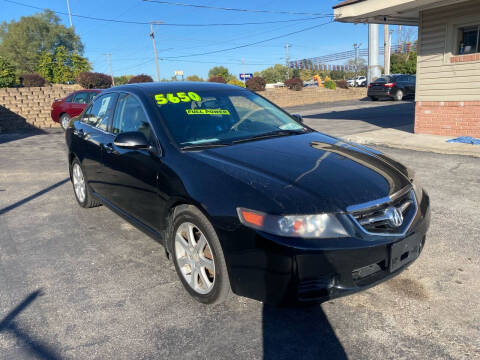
[102,143,113,153]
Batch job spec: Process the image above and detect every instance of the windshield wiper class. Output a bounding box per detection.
[180,142,231,150]
[231,129,308,144]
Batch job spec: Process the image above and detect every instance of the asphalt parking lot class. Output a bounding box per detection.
[1,101,479,359]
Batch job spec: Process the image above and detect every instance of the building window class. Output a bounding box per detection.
[458,25,480,54]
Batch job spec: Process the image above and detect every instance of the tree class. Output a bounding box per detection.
[114,75,134,85]
[128,74,154,83]
[0,56,16,87]
[186,75,203,82]
[390,51,417,74]
[208,66,231,81]
[36,46,91,83]
[0,10,84,74]
[257,64,292,83]
[76,72,111,89]
[208,76,226,84]
[228,78,246,88]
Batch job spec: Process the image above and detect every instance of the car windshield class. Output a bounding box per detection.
[154,89,307,148]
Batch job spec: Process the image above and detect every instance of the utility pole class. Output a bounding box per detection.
[285,43,290,80]
[353,43,360,82]
[149,21,163,82]
[66,0,73,28]
[384,25,389,75]
[105,53,115,86]
[398,25,403,52]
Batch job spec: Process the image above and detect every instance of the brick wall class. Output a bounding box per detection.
[415,101,480,137]
[0,84,81,132]
[259,87,367,108]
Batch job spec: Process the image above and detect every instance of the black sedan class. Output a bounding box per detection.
[66,82,430,305]
[368,74,416,101]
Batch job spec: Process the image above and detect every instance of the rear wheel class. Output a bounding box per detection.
[393,90,404,101]
[71,159,101,208]
[60,113,71,130]
[170,205,231,305]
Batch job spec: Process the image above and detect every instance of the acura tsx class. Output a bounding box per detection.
[66,82,430,305]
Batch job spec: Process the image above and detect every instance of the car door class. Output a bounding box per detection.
[101,92,165,231]
[409,76,416,96]
[76,93,118,196]
[70,92,91,117]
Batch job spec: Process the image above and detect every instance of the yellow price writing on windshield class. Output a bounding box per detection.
[155,92,201,105]
[186,109,230,115]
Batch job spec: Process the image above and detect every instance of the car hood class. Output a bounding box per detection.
[187,132,411,214]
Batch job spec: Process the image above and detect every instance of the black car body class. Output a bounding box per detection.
[66,82,430,305]
[368,74,416,101]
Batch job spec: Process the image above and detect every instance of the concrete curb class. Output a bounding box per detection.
[345,127,480,158]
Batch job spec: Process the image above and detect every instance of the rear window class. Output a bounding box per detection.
[373,77,389,83]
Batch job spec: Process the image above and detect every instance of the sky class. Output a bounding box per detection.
[0,0,409,80]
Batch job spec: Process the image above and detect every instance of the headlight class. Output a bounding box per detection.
[237,208,349,239]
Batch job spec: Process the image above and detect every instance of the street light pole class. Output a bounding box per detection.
[149,21,163,82]
[285,43,291,80]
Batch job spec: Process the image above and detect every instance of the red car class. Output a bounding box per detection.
[51,89,101,130]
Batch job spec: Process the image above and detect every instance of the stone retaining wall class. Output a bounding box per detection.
[0,84,81,132]
[259,87,367,108]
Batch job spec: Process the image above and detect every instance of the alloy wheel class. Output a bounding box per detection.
[61,115,70,130]
[72,163,86,203]
[175,222,215,295]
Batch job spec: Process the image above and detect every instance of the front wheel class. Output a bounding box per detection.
[369,96,378,101]
[71,159,101,208]
[60,113,71,130]
[170,205,231,305]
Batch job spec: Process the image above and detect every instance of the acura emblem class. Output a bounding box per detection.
[385,206,404,227]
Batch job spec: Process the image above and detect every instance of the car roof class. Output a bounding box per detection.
[107,81,247,97]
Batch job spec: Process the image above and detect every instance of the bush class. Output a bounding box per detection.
[0,56,17,88]
[324,79,337,90]
[285,77,303,91]
[21,73,46,87]
[77,72,112,89]
[246,76,266,91]
[227,78,246,88]
[128,74,154,84]
[208,76,226,84]
[335,80,349,89]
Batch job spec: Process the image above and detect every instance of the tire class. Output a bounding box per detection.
[60,113,71,130]
[369,96,378,101]
[394,90,404,101]
[169,205,231,305]
[71,159,101,208]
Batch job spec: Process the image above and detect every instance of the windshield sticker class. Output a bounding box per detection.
[186,109,230,115]
[155,92,201,105]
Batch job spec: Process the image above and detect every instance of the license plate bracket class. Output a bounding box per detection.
[389,235,421,272]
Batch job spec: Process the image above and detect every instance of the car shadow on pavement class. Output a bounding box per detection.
[262,304,347,360]
[0,290,62,360]
[0,178,70,215]
[304,102,415,133]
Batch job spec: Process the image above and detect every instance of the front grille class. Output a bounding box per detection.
[349,189,417,236]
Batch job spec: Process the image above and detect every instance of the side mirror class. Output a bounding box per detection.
[291,113,303,123]
[113,131,150,149]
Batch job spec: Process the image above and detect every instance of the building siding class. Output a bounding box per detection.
[417,0,480,101]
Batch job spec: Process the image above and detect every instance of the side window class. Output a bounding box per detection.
[112,94,151,140]
[73,92,89,104]
[82,93,118,131]
[65,94,74,103]
[87,92,98,103]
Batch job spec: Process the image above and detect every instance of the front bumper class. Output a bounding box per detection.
[219,191,430,305]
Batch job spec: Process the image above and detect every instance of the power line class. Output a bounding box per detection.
[3,1,331,26]
[143,0,332,16]
[162,20,334,59]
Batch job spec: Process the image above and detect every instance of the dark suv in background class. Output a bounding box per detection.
[51,89,101,130]
[368,75,416,101]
